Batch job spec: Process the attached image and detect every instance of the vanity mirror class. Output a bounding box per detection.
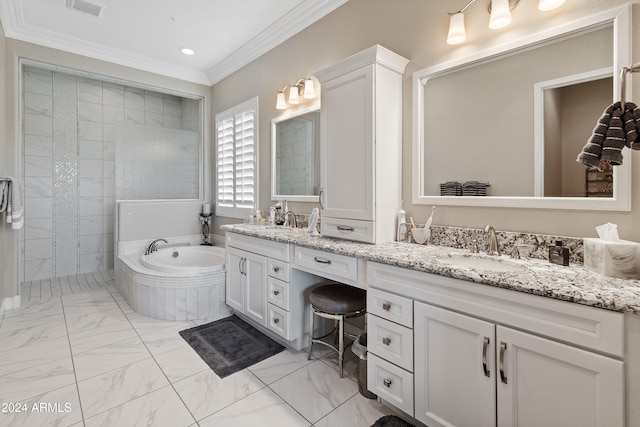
[271,107,320,201]
[412,6,631,210]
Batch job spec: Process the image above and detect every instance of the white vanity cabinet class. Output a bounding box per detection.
[225,232,325,350]
[315,45,409,244]
[225,233,289,327]
[367,262,626,427]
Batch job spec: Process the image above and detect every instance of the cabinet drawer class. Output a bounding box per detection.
[267,258,290,282]
[368,354,414,416]
[226,232,290,262]
[267,303,291,340]
[321,217,375,244]
[267,276,289,311]
[368,315,413,372]
[367,288,413,328]
[293,246,358,282]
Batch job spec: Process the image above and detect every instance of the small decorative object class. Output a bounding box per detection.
[411,226,431,244]
[199,213,212,246]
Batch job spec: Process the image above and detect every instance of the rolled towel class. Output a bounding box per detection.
[577,103,615,170]
[600,108,626,166]
[624,102,640,149]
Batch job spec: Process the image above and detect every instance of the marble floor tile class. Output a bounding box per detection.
[319,343,360,382]
[0,307,65,331]
[0,319,68,353]
[269,360,359,424]
[0,335,71,377]
[0,383,83,427]
[0,357,76,402]
[199,387,311,427]
[126,312,194,335]
[138,323,193,356]
[4,295,62,317]
[77,357,169,419]
[83,385,195,427]
[62,293,119,318]
[72,336,150,381]
[66,306,129,335]
[153,344,209,383]
[313,393,395,427]
[248,347,315,385]
[68,321,139,356]
[173,368,265,421]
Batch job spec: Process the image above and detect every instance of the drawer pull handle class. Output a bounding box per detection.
[382,303,391,311]
[382,337,391,346]
[314,257,332,265]
[273,266,280,273]
[273,290,280,296]
[383,378,392,388]
[273,318,280,324]
[499,342,508,384]
[482,337,490,378]
[337,225,355,232]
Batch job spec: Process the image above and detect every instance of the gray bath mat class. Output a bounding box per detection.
[179,315,284,378]
[371,415,415,427]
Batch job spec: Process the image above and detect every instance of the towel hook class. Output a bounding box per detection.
[620,62,640,107]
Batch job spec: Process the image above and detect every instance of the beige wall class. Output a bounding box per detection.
[0,35,212,301]
[211,0,640,241]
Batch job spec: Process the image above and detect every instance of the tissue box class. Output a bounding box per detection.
[583,238,640,279]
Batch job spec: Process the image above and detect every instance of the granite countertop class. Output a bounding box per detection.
[221,224,640,314]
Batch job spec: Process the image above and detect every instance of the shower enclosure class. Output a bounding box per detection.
[20,63,203,282]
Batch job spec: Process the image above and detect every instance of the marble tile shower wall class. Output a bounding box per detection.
[21,66,198,282]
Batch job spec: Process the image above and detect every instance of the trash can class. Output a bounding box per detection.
[352,334,377,399]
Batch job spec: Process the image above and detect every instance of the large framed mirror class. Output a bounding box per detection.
[271,106,321,202]
[412,6,631,210]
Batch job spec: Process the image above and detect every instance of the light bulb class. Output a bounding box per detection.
[447,12,466,45]
[288,85,299,104]
[304,78,316,99]
[489,0,512,30]
[538,0,565,11]
[276,92,286,110]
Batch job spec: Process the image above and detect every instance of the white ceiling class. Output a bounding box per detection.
[0,0,348,86]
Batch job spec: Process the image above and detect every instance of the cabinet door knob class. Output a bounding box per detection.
[482,337,490,378]
[499,342,508,384]
[273,266,280,273]
[383,378,392,388]
[273,290,280,296]
[382,302,391,311]
[382,337,391,346]
[273,317,280,324]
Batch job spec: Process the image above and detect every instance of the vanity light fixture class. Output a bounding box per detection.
[275,77,316,110]
[447,0,565,45]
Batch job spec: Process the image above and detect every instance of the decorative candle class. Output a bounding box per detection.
[202,203,211,215]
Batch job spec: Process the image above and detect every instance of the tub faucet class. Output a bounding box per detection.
[145,238,168,255]
[484,225,501,256]
[284,210,298,229]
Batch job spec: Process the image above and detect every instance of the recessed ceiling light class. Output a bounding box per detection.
[180,47,195,56]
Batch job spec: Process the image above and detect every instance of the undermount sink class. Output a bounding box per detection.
[437,255,526,272]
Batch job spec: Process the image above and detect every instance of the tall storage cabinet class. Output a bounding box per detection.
[316,45,409,244]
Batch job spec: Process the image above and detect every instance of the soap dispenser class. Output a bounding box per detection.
[549,240,569,266]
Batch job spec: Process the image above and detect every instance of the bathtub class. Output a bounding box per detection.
[141,245,226,274]
[115,245,231,321]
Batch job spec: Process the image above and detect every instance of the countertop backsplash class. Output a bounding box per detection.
[429,225,584,264]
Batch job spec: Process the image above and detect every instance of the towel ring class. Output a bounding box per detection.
[620,62,640,107]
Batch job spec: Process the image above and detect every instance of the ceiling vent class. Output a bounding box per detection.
[66,0,105,18]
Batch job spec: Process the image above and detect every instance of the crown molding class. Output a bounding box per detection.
[1,0,348,86]
[205,0,349,85]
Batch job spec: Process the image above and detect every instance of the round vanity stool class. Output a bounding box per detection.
[306,282,367,378]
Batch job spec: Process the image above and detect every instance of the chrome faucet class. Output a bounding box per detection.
[145,238,168,255]
[484,225,501,256]
[284,210,298,229]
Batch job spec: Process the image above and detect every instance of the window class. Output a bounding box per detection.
[216,97,258,218]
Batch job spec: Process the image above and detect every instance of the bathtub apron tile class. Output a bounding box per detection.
[186,287,198,320]
[175,288,187,321]
[165,288,177,321]
[148,285,158,320]
[197,287,209,320]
